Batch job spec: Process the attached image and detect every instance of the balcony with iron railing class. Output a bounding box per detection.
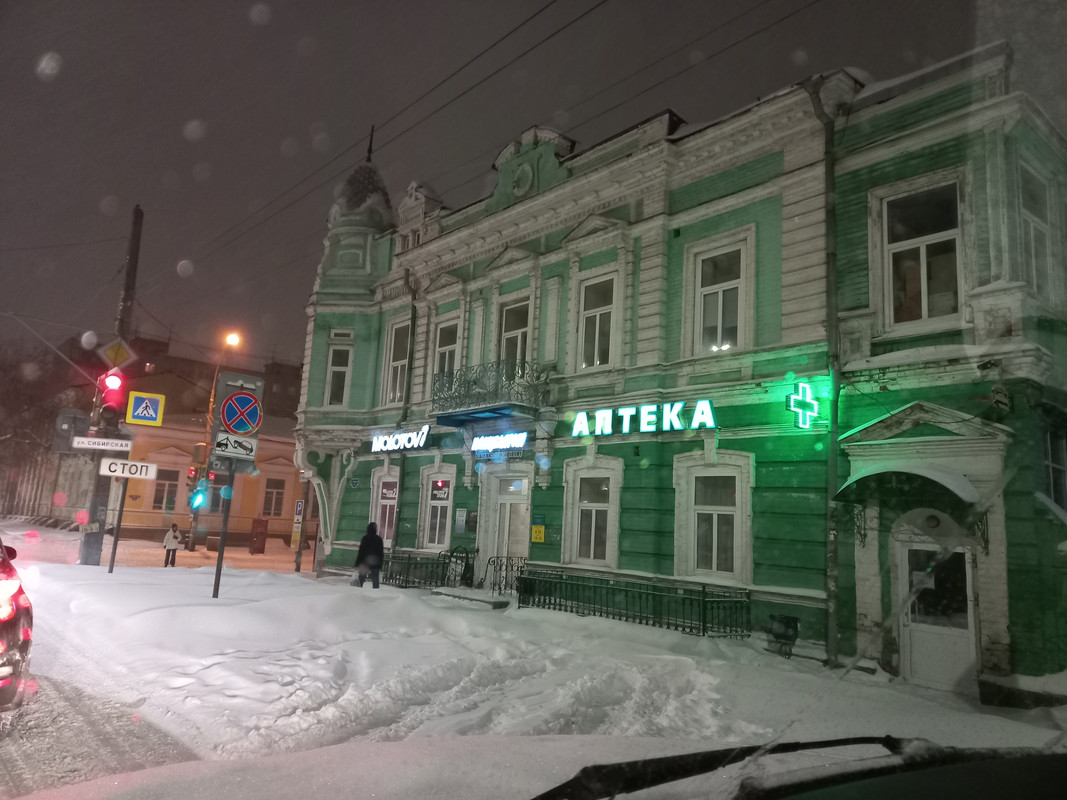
[431,359,551,423]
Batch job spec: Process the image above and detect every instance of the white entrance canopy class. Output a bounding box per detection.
[836,463,981,504]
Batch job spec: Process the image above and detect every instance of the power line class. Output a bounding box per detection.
[192,0,612,265]
[0,235,125,254]
[563,0,822,138]
[436,0,817,200]
[191,0,564,260]
[425,0,780,193]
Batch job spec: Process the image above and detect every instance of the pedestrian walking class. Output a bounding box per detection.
[162,523,183,567]
[352,522,383,588]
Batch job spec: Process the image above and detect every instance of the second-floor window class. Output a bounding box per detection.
[262,478,285,516]
[384,321,410,405]
[500,302,529,363]
[696,246,742,353]
[579,277,613,369]
[152,469,179,512]
[1021,165,1051,296]
[435,322,458,377]
[886,183,959,326]
[325,347,351,406]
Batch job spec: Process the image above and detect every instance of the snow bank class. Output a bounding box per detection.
[22,556,1060,768]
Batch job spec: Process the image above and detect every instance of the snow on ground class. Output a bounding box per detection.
[5,520,1066,799]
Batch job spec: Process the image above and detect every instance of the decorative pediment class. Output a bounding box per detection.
[562,213,627,246]
[423,271,462,295]
[260,456,296,468]
[150,446,192,459]
[840,401,1012,444]
[485,246,536,273]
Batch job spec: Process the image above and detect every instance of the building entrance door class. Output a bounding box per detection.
[476,465,531,592]
[897,540,977,693]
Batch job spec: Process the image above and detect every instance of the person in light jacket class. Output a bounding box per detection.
[162,523,183,567]
[352,522,384,588]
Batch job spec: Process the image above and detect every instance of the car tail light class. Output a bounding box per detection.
[0,578,22,623]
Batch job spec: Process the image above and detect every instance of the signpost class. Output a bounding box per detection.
[99,458,157,480]
[73,436,131,452]
[126,391,165,426]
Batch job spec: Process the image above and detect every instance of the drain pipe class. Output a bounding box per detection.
[804,75,844,668]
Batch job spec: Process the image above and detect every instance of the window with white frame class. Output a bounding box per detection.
[435,322,459,378]
[579,277,613,369]
[425,478,452,547]
[152,469,179,512]
[1046,426,1067,510]
[1021,165,1051,296]
[208,474,227,513]
[563,454,622,568]
[262,478,285,517]
[325,329,353,407]
[885,183,960,326]
[577,477,610,560]
[371,465,400,546]
[694,473,736,574]
[696,246,742,353]
[499,301,529,363]
[383,320,410,405]
[673,450,752,583]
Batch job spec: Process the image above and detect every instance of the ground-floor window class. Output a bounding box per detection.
[419,462,457,549]
[673,449,753,583]
[563,454,622,568]
[152,469,179,511]
[371,464,400,546]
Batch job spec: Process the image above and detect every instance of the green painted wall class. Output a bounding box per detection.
[436,299,460,316]
[307,311,383,411]
[668,152,785,216]
[499,276,530,295]
[486,141,570,214]
[836,132,989,309]
[538,259,570,370]
[665,196,783,357]
[578,247,618,272]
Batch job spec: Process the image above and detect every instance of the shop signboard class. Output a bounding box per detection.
[570,399,717,438]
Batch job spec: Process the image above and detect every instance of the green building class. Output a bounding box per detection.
[296,42,1067,702]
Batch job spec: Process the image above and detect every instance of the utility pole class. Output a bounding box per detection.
[81,205,142,566]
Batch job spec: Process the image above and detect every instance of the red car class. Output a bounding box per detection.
[0,537,32,713]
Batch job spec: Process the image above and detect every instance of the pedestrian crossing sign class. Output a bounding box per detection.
[126,392,166,427]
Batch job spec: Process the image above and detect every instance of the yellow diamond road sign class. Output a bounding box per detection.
[126,392,165,427]
[96,337,137,370]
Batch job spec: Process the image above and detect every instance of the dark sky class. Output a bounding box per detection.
[1,0,987,372]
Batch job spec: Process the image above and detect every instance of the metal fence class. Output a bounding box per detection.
[516,568,750,638]
[381,547,474,589]
[480,556,527,595]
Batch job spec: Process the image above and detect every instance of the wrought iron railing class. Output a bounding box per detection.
[517,568,750,638]
[381,547,475,589]
[479,556,527,595]
[431,360,550,413]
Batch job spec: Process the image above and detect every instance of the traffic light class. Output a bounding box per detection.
[189,478,208,511]
[188,466,197,480]
[98,369,127,425]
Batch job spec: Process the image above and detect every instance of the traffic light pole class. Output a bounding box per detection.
[107,477,129,573]
[211,457,236,599]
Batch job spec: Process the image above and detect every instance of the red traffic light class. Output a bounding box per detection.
[99,370,126,412]
[104,373,122,390]
[188,467,197,479]
[208,471,216,481]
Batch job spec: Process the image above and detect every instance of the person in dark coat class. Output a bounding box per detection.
[353,522,384,588]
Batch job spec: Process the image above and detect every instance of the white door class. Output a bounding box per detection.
[475,470,530,589]
[898,541,977,693]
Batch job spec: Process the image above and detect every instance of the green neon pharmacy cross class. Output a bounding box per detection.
[788,382,819,429]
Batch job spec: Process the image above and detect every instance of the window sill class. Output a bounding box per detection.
[873,318,970,341]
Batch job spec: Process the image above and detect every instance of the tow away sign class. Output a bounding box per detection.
[213,431,258,460]
[99,458,157,479]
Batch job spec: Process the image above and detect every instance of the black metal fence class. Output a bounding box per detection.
[381,547,474,589]
[517,568,750,638]
[431,359,550,413]
[479,556,527,595]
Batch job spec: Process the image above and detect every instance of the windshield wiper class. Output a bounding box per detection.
[531,735,948,800]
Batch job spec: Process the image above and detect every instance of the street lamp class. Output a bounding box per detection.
[189,332,241,550]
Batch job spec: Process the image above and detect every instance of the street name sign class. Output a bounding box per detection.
[99,458,157,479]
[72,437,131,452]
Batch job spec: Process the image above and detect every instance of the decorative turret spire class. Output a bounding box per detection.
[366,124,375,163]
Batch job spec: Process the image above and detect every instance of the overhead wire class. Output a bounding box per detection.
[191,0,612,265]
[190,0,566,260]
[435,0,822,200]
[0,235,126,254]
